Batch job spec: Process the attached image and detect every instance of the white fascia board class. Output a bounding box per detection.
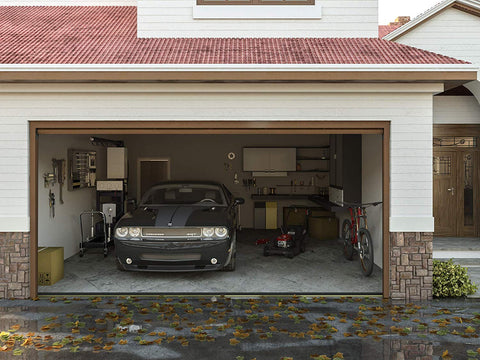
[0,64,476,72]
[384,0,480,40]
[193,3,321,19]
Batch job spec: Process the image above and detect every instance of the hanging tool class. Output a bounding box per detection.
[49,190,56,218]
[52,159,66,204]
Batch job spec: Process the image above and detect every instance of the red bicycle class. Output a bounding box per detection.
[341,202,382,276]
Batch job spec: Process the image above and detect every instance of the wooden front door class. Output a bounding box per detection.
[433,148,479,237]
[433,151,457,236]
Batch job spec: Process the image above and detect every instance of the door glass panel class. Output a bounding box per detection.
[464,153,474,226]
[433,156,452,176]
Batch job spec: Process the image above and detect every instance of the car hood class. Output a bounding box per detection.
[117,205,229,227]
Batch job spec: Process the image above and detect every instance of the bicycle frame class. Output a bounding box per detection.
[348,206,368,248]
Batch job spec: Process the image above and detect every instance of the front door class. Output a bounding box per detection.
[433,147,478,237]
[433,151,457,236]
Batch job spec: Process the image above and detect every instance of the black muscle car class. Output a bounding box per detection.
[114,181,244,272]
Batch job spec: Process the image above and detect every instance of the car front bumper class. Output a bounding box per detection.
[115,238,232,272]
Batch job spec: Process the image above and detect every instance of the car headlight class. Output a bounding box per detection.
[214,227,228,238]
[115,227,128,238]
[202,227,215,238]
[129,227,141,238]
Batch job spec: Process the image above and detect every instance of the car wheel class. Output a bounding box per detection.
[116,258,126,272]
[223,252,236,271]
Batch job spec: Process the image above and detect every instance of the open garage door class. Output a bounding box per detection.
[29,121,390,298]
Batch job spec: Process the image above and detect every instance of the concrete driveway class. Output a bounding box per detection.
[1,296,479,359]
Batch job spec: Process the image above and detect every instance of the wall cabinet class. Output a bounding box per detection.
[243,148,296,172]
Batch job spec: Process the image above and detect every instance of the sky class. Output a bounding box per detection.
[379,0,442,24]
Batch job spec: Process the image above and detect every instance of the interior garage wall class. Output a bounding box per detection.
[433,96,480,124]
[362,134,383,268]
[37,135,107,259]
[124,134,330,229]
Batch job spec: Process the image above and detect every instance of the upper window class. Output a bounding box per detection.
[197,0,314,5]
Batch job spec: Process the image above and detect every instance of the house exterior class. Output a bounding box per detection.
[382,0,480,239]
[0,0,478,301]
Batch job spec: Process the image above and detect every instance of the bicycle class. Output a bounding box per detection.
[341,201,382,276]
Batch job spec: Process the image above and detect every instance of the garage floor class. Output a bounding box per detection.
[39,230,382,294]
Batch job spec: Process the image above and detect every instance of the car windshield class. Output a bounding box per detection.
[141,184,226,206]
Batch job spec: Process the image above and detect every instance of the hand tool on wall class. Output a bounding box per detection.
[52,159,66,204]
[49,190,56,218]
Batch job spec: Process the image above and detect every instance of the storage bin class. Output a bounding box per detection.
[308,216,339,240]
[38,247,64,286]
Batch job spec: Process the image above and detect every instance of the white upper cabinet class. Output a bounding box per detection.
[243,148,296,172]
[137,0,379,38]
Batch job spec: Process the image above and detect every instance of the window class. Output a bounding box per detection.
[197,0,314,5]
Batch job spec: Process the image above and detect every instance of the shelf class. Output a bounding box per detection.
[276,184,317,187]
[297,157,330,161]
[291,170,329,173]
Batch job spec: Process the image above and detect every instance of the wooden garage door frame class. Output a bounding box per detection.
[29,120,390,298]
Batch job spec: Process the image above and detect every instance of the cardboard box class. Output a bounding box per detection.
[38,247,64,286]
[308,216,339,240]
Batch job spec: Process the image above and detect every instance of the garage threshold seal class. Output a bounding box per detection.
[38,292,382,298]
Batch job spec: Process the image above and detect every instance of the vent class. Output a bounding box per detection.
[142,227,202,238]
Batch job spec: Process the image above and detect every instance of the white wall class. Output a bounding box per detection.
[125,134,330,228]
[362,134,383,268]
[395,8,480,66]
[0,82,442,233]
[37,135,107,259]
[137,0,379,38]
[433,96,480,124]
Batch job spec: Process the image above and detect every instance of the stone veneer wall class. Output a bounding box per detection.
[390,232,433,301]
[0,232,30,299]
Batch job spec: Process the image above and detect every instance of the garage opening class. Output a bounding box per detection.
[31,122,388,297]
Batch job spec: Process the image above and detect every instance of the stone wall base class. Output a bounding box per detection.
[0,232,30,299]
[390,232,433,301]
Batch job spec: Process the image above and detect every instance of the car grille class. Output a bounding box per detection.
[141,227,202,239]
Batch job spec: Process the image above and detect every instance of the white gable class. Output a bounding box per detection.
[394,7,480,67]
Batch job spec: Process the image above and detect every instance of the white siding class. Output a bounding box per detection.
[137,0,379,38]
[434,96,480,124]
[395,8,480,66]
[0,82,440,233]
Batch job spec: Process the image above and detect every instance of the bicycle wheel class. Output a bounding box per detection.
[359,228,374,276]
[342,219,354,260]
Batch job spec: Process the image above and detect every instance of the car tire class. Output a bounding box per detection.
[223,252,236,271]
[116,258,126,272]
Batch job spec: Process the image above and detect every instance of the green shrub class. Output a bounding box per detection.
[433,259,477,298]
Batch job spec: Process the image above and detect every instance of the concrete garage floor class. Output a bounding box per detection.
[39,230,382,294]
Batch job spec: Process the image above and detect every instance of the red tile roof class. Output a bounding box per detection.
[378,24,402,39]
[0,6,468,65]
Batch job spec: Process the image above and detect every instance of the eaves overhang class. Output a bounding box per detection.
[0,64,477,83]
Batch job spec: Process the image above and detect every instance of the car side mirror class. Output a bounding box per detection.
[234,197,245,205]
